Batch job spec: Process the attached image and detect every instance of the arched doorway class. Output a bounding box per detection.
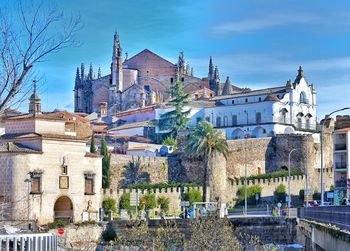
[54,196,73,222]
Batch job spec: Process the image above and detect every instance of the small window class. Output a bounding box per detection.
[232,115,237,126]
[84,173,95,195]
[216,117,222,127]
[61,165,68,175]
[170,77,174,83]
[85,178,94,195]
[31,177,41,194]
[232,100,235,104]
[277,95,280,98]
[245,98,248,103]
[196,117,202,124]
[256,112,262,123]
[181,77,184,82]
[205,117,210,122]
[259,97,262,102]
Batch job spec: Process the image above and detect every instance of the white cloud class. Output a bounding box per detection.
[210,12,350,36]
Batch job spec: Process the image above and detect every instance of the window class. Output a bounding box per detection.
[205,116,210,122]
[84,173,95,195]
[223,116,228,126]
[181,77,184,82]
[259,97,262,102]
[232,100,235,104]
[277,95,280,98]
[216,117,222,127]
[298,117,302,128]
[306,118,310,129]
[31,177,41,194]
[300,92,307,104]
[196,117,202,124]
[29,170,43,194]
[232,115,237,126]
[245,98,248,103]
[256,112,262,123]
[61,165,67,175]
[170,77,174,83]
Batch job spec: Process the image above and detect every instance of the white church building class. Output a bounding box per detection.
[184,66,317,139]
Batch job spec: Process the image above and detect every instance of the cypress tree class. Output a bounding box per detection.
[100,136,111,188]
[90,132,96,153]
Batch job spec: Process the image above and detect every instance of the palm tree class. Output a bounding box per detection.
[186,121,228,202]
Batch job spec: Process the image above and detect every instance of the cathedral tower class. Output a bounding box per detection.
[111,32,123,92]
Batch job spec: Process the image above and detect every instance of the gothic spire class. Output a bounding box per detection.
[75,67,80,81]
[178,51,185,74]
[80,63,85,81]
[97,67,101,78]
[88,63,94,80]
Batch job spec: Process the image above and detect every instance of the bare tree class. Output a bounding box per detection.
[0,0,81,113]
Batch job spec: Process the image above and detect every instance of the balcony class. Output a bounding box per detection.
[335,144,347,151]
[335,180,347,188]
[334,162,348,170]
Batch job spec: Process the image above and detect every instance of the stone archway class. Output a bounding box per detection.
[54,196,73,222]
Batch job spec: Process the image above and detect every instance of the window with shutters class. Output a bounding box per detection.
[29,170,43,194]
[84,172,95,195]
[31,177,41,194]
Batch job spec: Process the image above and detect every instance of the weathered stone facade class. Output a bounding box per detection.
[109,154,168,189]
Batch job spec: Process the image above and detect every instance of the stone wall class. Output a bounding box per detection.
[110,154,168,189]
[227,169,333,204]
[102,186,206,214]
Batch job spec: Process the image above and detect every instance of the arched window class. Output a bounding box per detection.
[216,117,222,127]
[223,116,228,126]
[300,92,307,104]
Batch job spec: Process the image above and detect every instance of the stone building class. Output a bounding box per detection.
[0,85,102,224]
[74,32,208,114]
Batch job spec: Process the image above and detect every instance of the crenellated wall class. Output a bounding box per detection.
[102,186,207,213]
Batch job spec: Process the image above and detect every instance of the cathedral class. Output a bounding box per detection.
[74,32,240,114]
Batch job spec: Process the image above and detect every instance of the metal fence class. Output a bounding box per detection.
[0,233,58,251]
[298,205,350,231]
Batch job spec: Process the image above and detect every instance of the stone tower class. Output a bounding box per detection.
[111,32,123,92]
[29,80,41,114]
[214,66,222,95]
[110,32,123,112]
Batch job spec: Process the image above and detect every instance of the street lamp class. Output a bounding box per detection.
[288,149,298,216]
[320,107,350,206]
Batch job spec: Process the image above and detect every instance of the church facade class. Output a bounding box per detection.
[74,32,211,114]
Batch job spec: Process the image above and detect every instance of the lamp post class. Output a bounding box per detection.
[288,149,298,216]
[305,136,309,207]
[320,107,350,206]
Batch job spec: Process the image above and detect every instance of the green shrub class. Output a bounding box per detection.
[313,190,321,200]
[183,189,202,206]
[139,193,157,210]
[48,219,67,229]
[274,184,286,203]
[157,196,170,212]
[102,197,117,212]
[240,169,303,181]
[329,185,334,192]
[119,192,130,210]
[236,185,262,205]
[102,225,116,241]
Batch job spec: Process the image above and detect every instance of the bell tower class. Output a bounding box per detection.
[29,80,41,115]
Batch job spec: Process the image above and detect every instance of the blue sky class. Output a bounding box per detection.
[8,0,350,119]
